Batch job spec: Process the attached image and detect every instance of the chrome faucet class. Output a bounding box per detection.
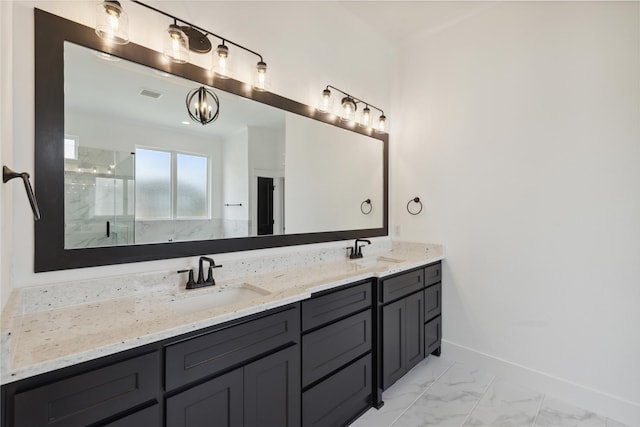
[177,257,223,289]
[348,239,371,259]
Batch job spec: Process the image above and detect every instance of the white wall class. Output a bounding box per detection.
[0,1,14,311]
[392,2,640,423]
[2,1,391,290]
[222,127,249,223]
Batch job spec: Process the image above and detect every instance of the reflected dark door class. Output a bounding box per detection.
[257,177,274,235]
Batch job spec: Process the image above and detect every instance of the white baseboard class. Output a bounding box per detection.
[441,340,640,426]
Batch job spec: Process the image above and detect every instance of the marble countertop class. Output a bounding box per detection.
[1,242,443,384]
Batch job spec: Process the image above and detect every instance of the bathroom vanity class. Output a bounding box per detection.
[0,245,443,427]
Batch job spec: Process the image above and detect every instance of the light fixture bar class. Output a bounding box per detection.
[324,85,385,117]
[132,1,265,63]
[323,85,387,131]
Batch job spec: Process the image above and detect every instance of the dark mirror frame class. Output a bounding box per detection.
[34,9,388,272]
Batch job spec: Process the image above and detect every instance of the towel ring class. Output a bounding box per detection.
[360,198,372,215]
[407,197,422,215]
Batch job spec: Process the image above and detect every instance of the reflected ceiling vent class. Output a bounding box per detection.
[139,88,163,99]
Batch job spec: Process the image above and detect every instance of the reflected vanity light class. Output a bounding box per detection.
[163,22,189,63]
[213,42,231,78]
[96,1,269,89]
[319,85,388,133]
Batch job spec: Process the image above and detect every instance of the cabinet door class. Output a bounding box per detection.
[405,291,425,372]
[166,369,243,427]
[382,298,405,389]
[244,346,300,427]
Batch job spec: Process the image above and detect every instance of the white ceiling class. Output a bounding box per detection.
[338,1,496,44]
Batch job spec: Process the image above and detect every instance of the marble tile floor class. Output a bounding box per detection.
[350,356,630,427]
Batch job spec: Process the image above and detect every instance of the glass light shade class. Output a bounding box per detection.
[376,114,388,133]
[341,97,357,122]
[254,61,269,91]
[163,24,189,64]
[319,89,333,112]
[359,106,372,128]
[212,44,232,78]
[95,1,129,45]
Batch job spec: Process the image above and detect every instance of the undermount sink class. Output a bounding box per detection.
[167,283,271,314]
[352,256,404,268]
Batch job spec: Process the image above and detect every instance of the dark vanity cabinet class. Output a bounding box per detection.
[379,262,442,390]
[165,305,300,427]
[300,280,374,427]
[1,304,300,427]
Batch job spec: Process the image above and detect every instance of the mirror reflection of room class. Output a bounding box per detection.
[63,42,382,249]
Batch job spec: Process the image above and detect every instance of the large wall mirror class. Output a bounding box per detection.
[34,9,388,272]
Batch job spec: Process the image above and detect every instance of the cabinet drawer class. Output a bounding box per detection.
[102,404,160,427]
[425,315,442,355]
[424,282,442,321]
[14,352,159,427]
[424,262,442,287]
[380,268,424,303]
[165,305,299,390]
[302,310,371,387]
[302,355,371,427]
[302,281,371,331]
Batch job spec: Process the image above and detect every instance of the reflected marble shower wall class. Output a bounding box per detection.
[64,146,135,249]
[134,219,250,243]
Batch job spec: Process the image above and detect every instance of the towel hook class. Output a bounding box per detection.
[3,166,41,221]
[360,198,372,215]
[406,197,422,215]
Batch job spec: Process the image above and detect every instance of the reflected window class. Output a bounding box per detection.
[135,148,209,220]
[135,148,172,219]
[64,136,78,160]
[176,153,208,218]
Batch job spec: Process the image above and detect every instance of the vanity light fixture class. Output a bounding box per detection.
[341,96,357,122]
[163,21,190,63]
[320,88,333,112]
[320,85,388,133]
[255,61,268,91]
[186,86,220,125]
[213,42,231,78]
[95,1,129,45]
[105,2,270,88]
